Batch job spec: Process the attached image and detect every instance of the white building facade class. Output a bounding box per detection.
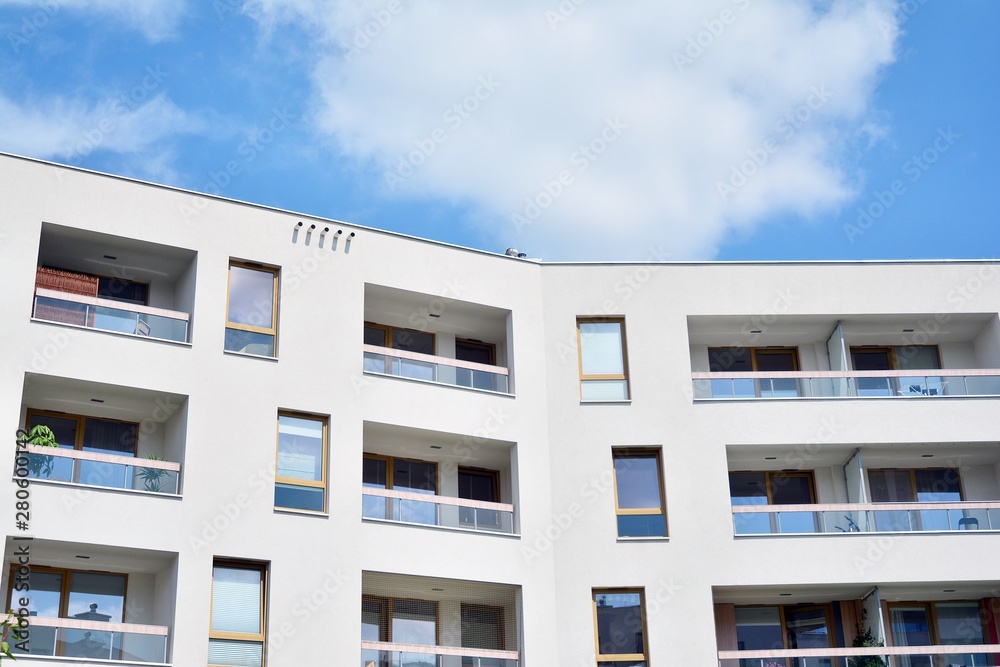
[1,152,999,666]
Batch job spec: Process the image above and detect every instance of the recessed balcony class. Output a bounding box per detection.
[361,571,521,667]
[3,538,176,665]
[689,313,1000,400]
[363,284,513,394]
[714,583,1000,667]
[728,443,1000,536]
[32,223,196,344]
[361,422,518,535]
[18,373,187,496]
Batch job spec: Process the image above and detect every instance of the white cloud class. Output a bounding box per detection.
[246,0,899,259]
[0,91,205,172]
[0,0,187,41]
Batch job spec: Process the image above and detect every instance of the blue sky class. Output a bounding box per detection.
[0,0,996,261]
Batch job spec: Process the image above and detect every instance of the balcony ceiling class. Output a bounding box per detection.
[23,373,186,422]
[688,313,995,346]
[365,284,509,342]
[39,222,195,283]
[363,421,513,470]
[726,442,1000,470]
[714,581,1000,604]
[4,536,174,573]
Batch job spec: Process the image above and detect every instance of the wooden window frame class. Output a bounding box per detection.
[274,411,329,513]
[6,564,129,621]
[592,588,649,663]
[577,317,630,400]
[460,602,506,651]
[364,322,437,353]
[849,345,942,371]
[728,470,818,505]
[707,347,801,372]
[733,603,835,659]
[868,467,965,503]
[457,466,502,528]
[455,339,496,365]
[209,559,268,667]
[363,453,439,494]
[226,261,280,354]
[26,409,140,456]
[612,448,668,537]
[362,595,440,645]
[885,600,986,646]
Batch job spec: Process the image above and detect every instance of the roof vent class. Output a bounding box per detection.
[505,247,519,257]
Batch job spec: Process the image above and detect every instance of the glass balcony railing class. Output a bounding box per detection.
[13,616,169,663]
[361,641,519,667]
[33,287,190,343]
[362,487,515,534]
[363,344,510,393]
[719,644,1000,667]
[732,501,1000,535]
[21,445,180,494]
[694,370,1000,400]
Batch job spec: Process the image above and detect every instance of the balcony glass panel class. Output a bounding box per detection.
[24,449,179,494]
[364,347,509,393]
[34,293,189,342]
[734,503,1000,535]
[13,618,168,663]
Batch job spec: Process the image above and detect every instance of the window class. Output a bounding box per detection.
[26,409,138,486]
[362,454,438,525]
[225,262,279,356]
[734,604,834,660]
[209,560,267,667]
[869,468,962,531]
[592,589,648,666]
[274,412,328,512]
[612,449,667,538]
[364,322,436,379]
[850,345,941,396]
[458,467,501,529]
[361,597,439,645]
[708,347,800,397]
[578,318,630,400]
[729,471,817,534]
[456,338,499,390]
[6,565,127,659]
[888,601,985,665]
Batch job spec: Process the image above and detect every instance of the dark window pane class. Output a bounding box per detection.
[617,514,667,538]
[67,572,126,623]
[392,329,433,355]
[784,607,831,649]
[729,472,769,504]
[456,342,494,365]
[914,469,962,501]
[364,326,386,347]
[614,454,662,509]
[393,459,436,493]
[274,484,324,512]
[595,592,645,656]
[753,350,797,371]
[29,414,77,449]
[934,602,984,645]
[97,277,148,305]
[709,347,751,372]
[769,474,813,504]
[735,606,783,651]
[82,418,136,456]
[852,350,892,371]
[362,458,387,488]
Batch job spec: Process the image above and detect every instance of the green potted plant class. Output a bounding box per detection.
[15,425,59,478]
[136,454,170,493]
[849,608,887,667]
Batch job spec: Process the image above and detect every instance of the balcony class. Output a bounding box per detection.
[21,445,180,494]
[719,645,1000,666]
[362,422,518,536]
[4,537,176,665]
[728,443,1000,537]
[688,313,1000,401]
[32,223,196,344]
[17,617,168,664]
[364,284,513,394]
[33,286,189,343]
[714,583,1000,667]
[363,345,509,393]
[19,373,188,496]
[362,572,521,667]
[695,369,1000,400]
[733,501,1000,535]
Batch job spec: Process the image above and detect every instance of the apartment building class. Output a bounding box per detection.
[1,151,999,666]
